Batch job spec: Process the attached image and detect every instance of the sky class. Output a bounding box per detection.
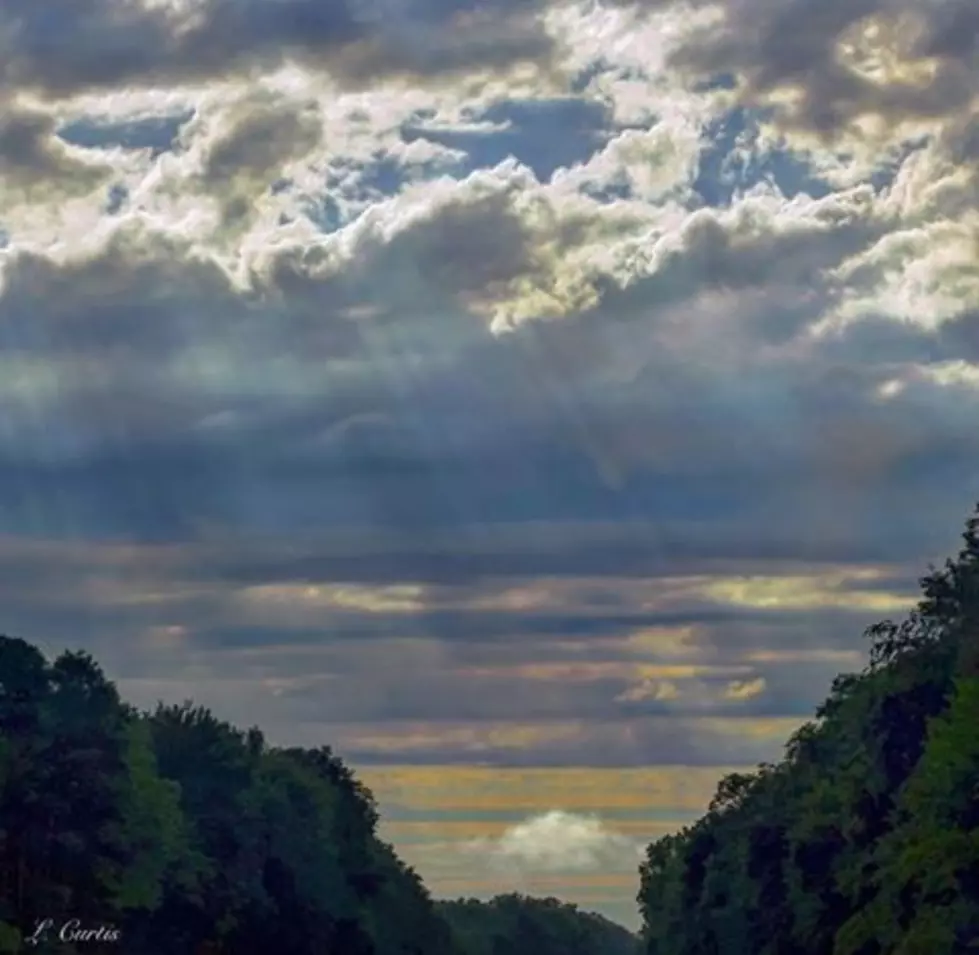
[1,0,979,932]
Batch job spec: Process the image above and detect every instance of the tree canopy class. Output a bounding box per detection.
[6,505,979,953]
[439,894,640,955]
[637,506,979,955]
[0,638,637,954]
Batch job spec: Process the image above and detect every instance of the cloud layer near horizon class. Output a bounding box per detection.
[1,0,978,928]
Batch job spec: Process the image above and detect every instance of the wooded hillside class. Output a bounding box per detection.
[5,506,979,953]
[439,894,640,955]
[0,637,638,954]
[637,507,979,954]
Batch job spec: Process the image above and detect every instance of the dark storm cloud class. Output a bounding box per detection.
[1,205,976,571]
[194,95,323,224]
[193,607,802,650]
[0,234,240,358]
[665,0,979,136]
[1,426,968,565]
[0,105,111,197]
[0,0,554,100]
[0,517,910,762]
[200,108,318,183]
[4,305,975,561]
[174,523,958,583]
[169,527,844,586]
[939,310,979,363]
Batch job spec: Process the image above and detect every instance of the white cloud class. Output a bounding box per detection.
[468,811,643,874]
[3,0,979,773]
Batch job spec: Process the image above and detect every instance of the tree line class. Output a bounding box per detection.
[4,505,979,953]
[0,636,638,954]
[637,507,979,954]
[438,894,639,955]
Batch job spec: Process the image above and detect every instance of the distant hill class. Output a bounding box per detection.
[439,894,640,955]
[637,505,979,954]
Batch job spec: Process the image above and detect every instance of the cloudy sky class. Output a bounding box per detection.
[2,0,979,930]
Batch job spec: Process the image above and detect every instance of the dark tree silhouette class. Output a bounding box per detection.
[0,641,637,954]
[637,504,979,955]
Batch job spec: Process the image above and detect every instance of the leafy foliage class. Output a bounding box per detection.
[0,638,635,954]
[12,505,979,953]
[439,894,640,955]
[0,641,462,954]
[637,505,979,955]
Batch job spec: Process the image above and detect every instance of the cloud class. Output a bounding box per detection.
[191,92,324,227]
[0,0,557,100]
[362,766,705,929]
[466,811,644,874]
[667,0,979,140]
[722,676,767,701]
[322,715,819,768]
[0,105,113,201]
[6,0,979,929]
[0,0,977,783]
[615,679,681,703]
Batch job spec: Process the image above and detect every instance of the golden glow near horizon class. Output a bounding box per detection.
[358,765,743,928]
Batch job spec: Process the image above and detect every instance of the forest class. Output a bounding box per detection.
[637,508,979,954]
[1,506,978,953]
[0,635,638,954]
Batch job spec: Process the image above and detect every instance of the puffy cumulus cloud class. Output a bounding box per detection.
[466,811,644,874]
[825,237,979,356]
[555,120,703,204]
[657,0,979,223]
[7,0,979,928]
[362,767,687,929]
[0,0,977,792]
[219,160,890,367]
